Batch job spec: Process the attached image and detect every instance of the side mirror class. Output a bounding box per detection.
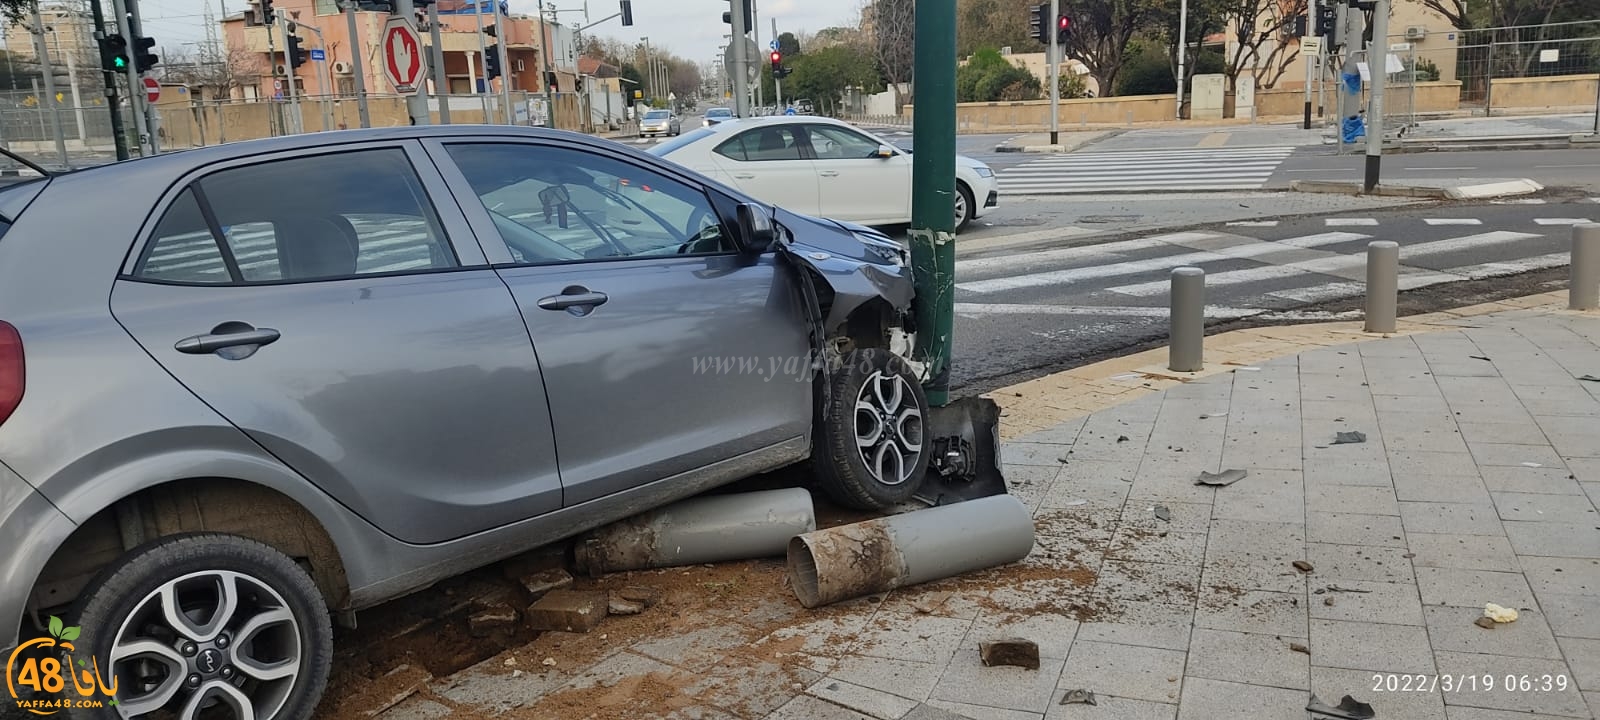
[876,145,895,159]
[736,202,776,252]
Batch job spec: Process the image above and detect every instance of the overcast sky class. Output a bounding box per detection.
[132,0,862,64]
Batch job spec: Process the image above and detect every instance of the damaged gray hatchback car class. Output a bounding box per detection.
[0,126,934,718]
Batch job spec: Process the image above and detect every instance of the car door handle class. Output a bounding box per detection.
[733,173,755,180]
[537,290,609,311]
[819,170,839,177]
[175,324,281,355]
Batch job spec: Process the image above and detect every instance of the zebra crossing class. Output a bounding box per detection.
[953,220,1570,320]
[996,146,1298,195]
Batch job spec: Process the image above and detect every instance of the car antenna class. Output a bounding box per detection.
[0,147,51,177]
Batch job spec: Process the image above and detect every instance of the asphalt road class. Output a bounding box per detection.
[1266,147,1600,192]
[948,200,1598,394]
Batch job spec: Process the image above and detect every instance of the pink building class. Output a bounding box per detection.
[221,0,574,100]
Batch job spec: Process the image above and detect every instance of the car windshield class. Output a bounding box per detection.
[647,128,716,156]
[706,108,733,118]
[644,110,669,120]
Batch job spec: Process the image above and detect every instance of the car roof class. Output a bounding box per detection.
[697,115,856,135]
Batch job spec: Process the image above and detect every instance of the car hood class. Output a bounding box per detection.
[771,207,914,330]
[891,147,989,172]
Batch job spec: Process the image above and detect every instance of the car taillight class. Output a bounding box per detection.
[0,321,21,427]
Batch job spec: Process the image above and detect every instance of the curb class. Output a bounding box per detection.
[1288,177,1543,200]
[986,291,1579,440]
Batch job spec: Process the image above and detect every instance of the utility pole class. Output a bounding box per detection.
[490,0,513,123]
[428,3,449,123]
[1175,0,1188,119]
[87,0,129,159]
[771,16,781,108]
[56,22,88,151]
[536,0,554,126]
[750,0,761,110]
[125,0,159,151]
[1047,0,1059,144]
[394,0,431,125]
[1364,0,1388,192]
[728,0,748,116]
[909,0,955,406]
[109,0,151,155]
[30,4,70,168]
[1337,0,1362,155]
[1304,35,1315,129]
[342,0,371,127]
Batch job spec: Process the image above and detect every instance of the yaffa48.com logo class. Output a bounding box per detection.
[6,616,117,715]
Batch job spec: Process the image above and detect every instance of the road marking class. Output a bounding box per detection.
[1326,218,1379,226]
[1399,230,1543,259]
[1424,218,1483,225]
[1268,282,1366,304]
[1534,218,1593,225]
[1197,132,1231,148]
[953,303,1262,319]
[957,231,1364,292]
[1492,199,1547,204]
[1535,164,1600,168]
[1227,221,1280,227]
[1402,166,1477,171]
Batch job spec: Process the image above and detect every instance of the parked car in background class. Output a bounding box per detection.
[0,125,929,719]
[648,116,999,231]
[639,109,680,137]
[703,107,736,127]
[794,99,815,115]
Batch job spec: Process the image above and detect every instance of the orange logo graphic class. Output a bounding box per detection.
[6,617,117,715]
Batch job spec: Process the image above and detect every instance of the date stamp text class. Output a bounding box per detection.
[1372,674,1570,693]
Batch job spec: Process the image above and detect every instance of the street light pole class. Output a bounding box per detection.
[909,0,956,406]
[1363,0,1389,192]
[1048,0,1059,145]
[536,0,555,126]
[427,2,449,123]
[342,0,371,128]
[1175,0,1188,119]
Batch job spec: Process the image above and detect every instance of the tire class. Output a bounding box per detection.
[954,181,976,233]
[67,533,333,720]
[815,348,932,510]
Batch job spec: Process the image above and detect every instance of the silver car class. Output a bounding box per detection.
[0,126,930,718]
[639,108,680,137]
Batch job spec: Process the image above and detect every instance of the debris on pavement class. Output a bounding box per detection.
[913,591,953,614]
[542,657,557,666]
[1332,431,1367,445]
[466,605,520,638]
[1117,435,1130,443]
[1470,355,1492,362]
[525,589,609,633]
[1195,469,1248,487]
[1520,462,1544,468]
[1324,597,1336,606]
[1307,694,1376,719]
[1474,617,1498,629]
[1153,505,1172,522]
[343,664,433,718]
[1290,642,1310,654]
[1059,499,1089,506]
[979,638,1041,670]
[607,596,646,616]
[1293,560,1315,573]
[1579,375,1600,382]
[1325,585,1371,594]
[616,585,663,608]
[517,568,575,600]
[1059,689,1098,706]
[1484,603,1519,623]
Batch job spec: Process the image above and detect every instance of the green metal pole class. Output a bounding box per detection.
[909,0,957,407]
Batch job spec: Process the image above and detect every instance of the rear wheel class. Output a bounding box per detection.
[815,348,931,510]
[69,533,333,720]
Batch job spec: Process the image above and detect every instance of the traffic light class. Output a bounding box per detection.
[1030,3,1048,44]
[1056,14,1071,43]
[620,0,633,26]
[133,35,158,72]
[285,33,306,68]
[721,0,752,27]
[485,44,501,79]
[770,50,783,74]
[1316,0,1338,37]
[261,0,275,23]
[98,34,129,72]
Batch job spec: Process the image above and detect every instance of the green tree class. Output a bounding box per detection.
[956,48,1042,102]
[786,44,885,114]
[777,32,802,58]
[958,0,1035,56]
[1062,0,1167,96]
[1114,40,1177,95]
[619,62,646,102]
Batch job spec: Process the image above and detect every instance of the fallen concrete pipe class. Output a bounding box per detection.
[786,494,1035,608]
[573,488,817,575]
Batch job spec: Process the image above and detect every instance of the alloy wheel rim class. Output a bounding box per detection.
[108,570,301,719]
[954,191,969,226]
[854,370,924,486]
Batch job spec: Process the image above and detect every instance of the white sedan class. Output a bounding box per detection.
[646,116,998,231]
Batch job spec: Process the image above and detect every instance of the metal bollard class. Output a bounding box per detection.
[1570,223,1600,310]
[1169,267,1205,372]
[1365,241,1399,334]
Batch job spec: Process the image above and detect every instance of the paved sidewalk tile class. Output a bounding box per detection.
[1556,637,1600,693]
[1046,693,1175,719]
[1423,605,1563,659]
[1415,567,1537,609]
[1505,521,1600,558]
[1401,502,1506,536]
[1059,641,1187,704]
[1433,652,1592,717]
[1308,512,1407,547]
[1308,579,1425,626]
[1309,619,1436,673]
[1406,533,1522,572]
[1185,628,1309,689]
[1174,677,1306,719]
[1519,556,1600,596]
[1493,493,1600,525]
[1305,542,1415,583]
[1393,474,1494,505]
[1311,666,1447,720]
[1479,466,1587,496]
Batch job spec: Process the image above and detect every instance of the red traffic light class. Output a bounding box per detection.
[1058,15,1070,31]
[770,50,781,64]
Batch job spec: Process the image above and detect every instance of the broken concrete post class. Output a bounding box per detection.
[1169,267,1205,372]
[786,494,1035,608]
[1570,223,1600,310]
[1365,241,1399,334]
[573,488,816,575]
[525,589,608,633]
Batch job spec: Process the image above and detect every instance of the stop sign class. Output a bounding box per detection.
[142,76,160,103]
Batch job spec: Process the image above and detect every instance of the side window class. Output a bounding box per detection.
[718,127,804,162]
[808,126,885,160]
[134,148,457,284]
[446,143,735,263]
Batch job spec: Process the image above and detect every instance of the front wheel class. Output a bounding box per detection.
[954,182,976,233]
[68,533,333,720]
[815,348,931,510]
